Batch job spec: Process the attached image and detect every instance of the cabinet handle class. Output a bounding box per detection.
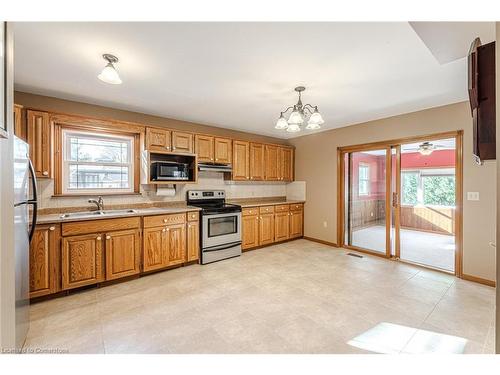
[163,219,168,223]
[49,226,55,231]
[173,146,176,150]
[166,228,170,231]
[166,146,170,150]
[162,229,166,232]
[42,171,48,176]
[188,224,191,228]
[215,158,218,161]
[96,236,102,241]
[246,176,250,180]
[106,235,111,240]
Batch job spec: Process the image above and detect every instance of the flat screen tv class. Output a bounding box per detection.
[467,38,496,164]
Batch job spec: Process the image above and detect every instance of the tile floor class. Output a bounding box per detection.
[24,239,495,354]
[352,226,455,272]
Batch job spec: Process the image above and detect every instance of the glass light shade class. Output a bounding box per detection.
[307,111,325,125]
[287,110,304,125]
[305,122,321,130]
[286,124,301,133]
[275,116,289,130]
[98,63,122,84]
[419,148,434,156]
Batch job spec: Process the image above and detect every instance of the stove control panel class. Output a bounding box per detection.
[187,190,225,200]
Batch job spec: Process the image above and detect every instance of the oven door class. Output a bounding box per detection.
[202,211,241,249]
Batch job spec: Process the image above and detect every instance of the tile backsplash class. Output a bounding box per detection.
[38,171,297,209]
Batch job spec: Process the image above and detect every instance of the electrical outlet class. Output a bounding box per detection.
[370,212,374,217]
[323,221,327,228]
[467,192,480,201]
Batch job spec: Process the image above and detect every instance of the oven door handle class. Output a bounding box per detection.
[203,241,242,252]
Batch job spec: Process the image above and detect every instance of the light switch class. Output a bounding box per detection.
[467,192,480,201]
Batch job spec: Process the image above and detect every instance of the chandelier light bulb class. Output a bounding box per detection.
[275,114,289,130]
[286,124,301,133]
[98,54,122,85]
[287,109,304,126]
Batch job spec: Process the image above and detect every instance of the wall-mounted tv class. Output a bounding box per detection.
[467,38,496,164]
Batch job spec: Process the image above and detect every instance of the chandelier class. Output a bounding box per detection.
[275,86,324,132]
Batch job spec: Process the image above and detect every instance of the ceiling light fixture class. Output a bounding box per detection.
[418,141,435,155]
[98,54,122,85]
[275,86,324,132]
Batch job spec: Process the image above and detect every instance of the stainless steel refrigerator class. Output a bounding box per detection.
[13,136,38,349]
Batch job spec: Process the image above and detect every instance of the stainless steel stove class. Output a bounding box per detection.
[187,190,242,264]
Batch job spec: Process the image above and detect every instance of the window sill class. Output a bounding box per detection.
[52,192,142,198]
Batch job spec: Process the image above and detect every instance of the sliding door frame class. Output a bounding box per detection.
[337,130,463,276]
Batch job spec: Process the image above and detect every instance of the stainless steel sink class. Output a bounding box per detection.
[60,209,137,219]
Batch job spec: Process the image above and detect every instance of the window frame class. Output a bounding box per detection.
[358,162,370,196]
[54,118,143,196]
[401,168,455,207]
[61,128,135,195]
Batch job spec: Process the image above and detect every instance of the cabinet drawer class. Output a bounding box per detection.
[259,206,275,214]
[290,203,303,212]
[274,204,290,213]
[187,211,200,222]
[242,207,259,216]
[62,217,140,236]
[144,213,186,228]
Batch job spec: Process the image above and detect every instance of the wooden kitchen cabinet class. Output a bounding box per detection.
[186,220,200,262]
[27,110,52,178]
[290,208,304,238]
[105,229,141,280]
[259,213,275,245]
[61,233,104,290]
[274,210,290,242]
[167,223,186,266]
[146,127,171,152]
[279,147,294,182]
[264,144,279,181]
[195,134,214,162]
[29,224,60,298]
[14,104,25,140]
[232,140,249,180]
[143,226,168,272]
[214,137,232,164]
[171,131,194,153]
[242,214,259,250]
[249,143,265,181]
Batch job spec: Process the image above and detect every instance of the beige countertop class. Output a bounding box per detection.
[37,206,202,224]
[230,199,305,208]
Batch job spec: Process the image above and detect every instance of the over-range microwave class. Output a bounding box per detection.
[151,161,190,181]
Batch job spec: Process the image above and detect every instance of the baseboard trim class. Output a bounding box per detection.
[462,273,496,287]
[303,236,339,248]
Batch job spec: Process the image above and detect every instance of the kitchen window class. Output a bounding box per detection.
[358,163,370,196]
[61,129,135,194]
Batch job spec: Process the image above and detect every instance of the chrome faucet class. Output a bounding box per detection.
[88,196,104,211]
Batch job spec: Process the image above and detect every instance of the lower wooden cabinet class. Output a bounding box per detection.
[62,233,104,290]
[186,221,200,262]
[105,229,141,280]
[29,224,60,298]
[143,226,168,272]
[242,214,259,250]
[290,209,304,238]
[259,213,275,246]
[166,223,186,266]
[274,211,290,242]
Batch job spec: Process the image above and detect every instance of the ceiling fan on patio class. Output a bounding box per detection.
[404,141,450,156]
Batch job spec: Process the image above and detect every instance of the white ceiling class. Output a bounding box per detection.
[13,22,492,139]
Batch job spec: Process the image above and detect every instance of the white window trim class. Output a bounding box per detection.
[358,163,370,196]
[61,129,135,195]
[401,168,455,207]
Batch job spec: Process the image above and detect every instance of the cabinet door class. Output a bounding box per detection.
[143,226,168,272]
[290,210,304,238]
[14,104,25,140]
[249,143,265,181]
[259,213,275,245]
[264,144,279,181]
[214,137,232,164]
[146,127,171,152]
[105,229,141,280]
[242,214,259,250]
[171,131,194,153]
[232,140,249,180]
[62,233,104,290]
[195,135,214,162]
[274,212,290,242]
[27,110,51,178]
[167,223,186,266]
[186,221,200,262]
[279,147,294,182]
[29,224,60,298]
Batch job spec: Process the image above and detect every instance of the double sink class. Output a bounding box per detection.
[59,209,138,219]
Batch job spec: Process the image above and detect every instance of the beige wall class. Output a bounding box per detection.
[290,101,496,282]
[495,21,499,354]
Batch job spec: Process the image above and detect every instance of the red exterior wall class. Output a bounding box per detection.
[401,149,455,169]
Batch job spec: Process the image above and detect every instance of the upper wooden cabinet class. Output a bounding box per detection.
[249,143,265,181]
[14,104,25,140]
[214,137,232,164]
[29,224,60,298]
[105,229,141,280]
[171,131,194,153]
[195,135,214,162]
[264,144,279,181]
[27,110,52,178]
[146,127,171,152]
[61,233,104,290]
[232,140,250,180]
[279,147,294,182]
